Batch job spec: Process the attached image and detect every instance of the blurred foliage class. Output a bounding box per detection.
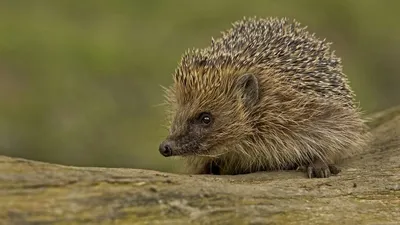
[0,0,399,172]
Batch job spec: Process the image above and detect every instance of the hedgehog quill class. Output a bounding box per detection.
[159,17,370,178]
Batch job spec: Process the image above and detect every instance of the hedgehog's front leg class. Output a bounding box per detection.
[188,160,221,175]
[204,160,221,175]
[306,159,341,178]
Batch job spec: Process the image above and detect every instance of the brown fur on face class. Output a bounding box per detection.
[162,68,256,158]
[159,17,370,176]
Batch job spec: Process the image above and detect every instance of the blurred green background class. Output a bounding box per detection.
[0,0,399,173]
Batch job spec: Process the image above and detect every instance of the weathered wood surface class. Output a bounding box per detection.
[1,106,400,225]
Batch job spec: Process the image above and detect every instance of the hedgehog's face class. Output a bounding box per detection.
[159,73,260,158]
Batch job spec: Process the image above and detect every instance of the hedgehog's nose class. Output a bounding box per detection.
[159,140,173,157]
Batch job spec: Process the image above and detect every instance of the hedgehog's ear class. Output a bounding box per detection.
[237,74,259,108]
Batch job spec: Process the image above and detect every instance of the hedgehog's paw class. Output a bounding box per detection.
[198,160,221,175]
[306,159,341,178]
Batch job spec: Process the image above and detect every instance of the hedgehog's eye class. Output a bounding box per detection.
[197,112,212,125]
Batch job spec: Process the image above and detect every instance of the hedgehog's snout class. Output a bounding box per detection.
[159,139,174,157]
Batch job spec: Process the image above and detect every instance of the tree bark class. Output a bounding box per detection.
[1,106,400,225]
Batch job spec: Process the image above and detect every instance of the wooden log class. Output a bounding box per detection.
[1,106,400,225]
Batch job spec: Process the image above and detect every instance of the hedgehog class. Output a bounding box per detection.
[158,17,370,178]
